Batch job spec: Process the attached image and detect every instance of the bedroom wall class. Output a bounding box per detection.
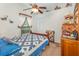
[32,5,75,43]
[0,3,75,43]
[0,3,28,39]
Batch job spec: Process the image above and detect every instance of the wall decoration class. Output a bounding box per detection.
[19,13,32,18]
[9,20,14,23]
[65,3,72,7]
[64,14,74,24]
[54,6,61,10]
[0,15,8,20]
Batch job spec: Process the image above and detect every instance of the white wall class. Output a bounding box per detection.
[0,3,28,39]
[32,5,75,43]
[0,3,75,43]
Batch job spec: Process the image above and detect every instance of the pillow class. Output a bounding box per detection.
[0,39,8,47]
[0,44,21,56]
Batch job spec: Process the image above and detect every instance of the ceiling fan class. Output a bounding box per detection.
[23,4,47,14]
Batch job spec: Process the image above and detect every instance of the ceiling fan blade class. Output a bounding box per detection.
[39,7,47,9]
[31,12,33,14]
[23,8,32,11]
[38,9,43,14]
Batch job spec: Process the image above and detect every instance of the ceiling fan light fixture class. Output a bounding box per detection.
[32,8,38,13]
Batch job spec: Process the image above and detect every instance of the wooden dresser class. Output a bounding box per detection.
[61,38,79,56]
[61,23,79,56]
[61,3,79,56]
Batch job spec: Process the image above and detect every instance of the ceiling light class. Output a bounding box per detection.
[32,8,38,13]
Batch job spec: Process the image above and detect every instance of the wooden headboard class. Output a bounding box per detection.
[31,32,48,38]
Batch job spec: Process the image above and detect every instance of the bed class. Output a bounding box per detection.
[14,33,49,56]
[0,33,49,56]
[0,38,21,56]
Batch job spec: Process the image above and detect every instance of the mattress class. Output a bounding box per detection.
[15,33,49,56]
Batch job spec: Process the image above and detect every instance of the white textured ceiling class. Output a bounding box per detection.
[21,3,75,15]
[23,3,73,10]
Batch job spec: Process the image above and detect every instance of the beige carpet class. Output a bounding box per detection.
[41,42,61,56]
